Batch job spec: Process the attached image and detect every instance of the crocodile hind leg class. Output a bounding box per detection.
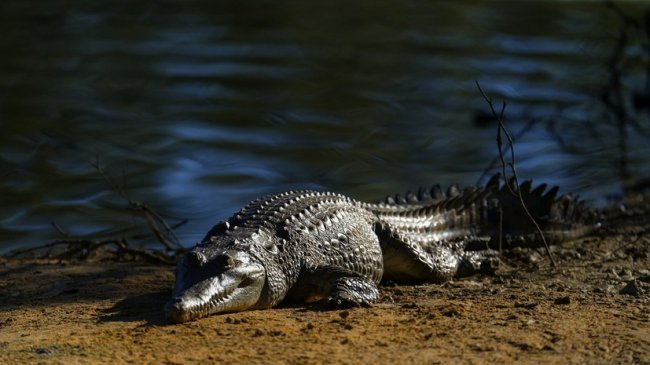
[376,225,492,283]
[286,265,380,308]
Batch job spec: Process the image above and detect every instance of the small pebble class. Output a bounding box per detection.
[554,296,571,305]
[34,347,53,355]
[619,280,645,296]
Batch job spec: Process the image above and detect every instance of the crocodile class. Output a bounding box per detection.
[165,175,598,323]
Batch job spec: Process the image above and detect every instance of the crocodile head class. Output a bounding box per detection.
[164,224,288,323]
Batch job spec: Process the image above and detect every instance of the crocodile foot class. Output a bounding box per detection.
[327,276,380,308]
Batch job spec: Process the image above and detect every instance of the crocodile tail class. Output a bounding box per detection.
[488,176,600,247]
[369,174,600,249]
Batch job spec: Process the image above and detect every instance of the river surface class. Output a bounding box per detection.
[1,1,648,253]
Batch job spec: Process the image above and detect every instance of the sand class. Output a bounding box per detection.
[1,227,649,364]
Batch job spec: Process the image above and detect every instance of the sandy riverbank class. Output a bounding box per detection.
[1,227,649,364]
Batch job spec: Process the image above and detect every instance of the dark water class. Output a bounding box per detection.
[1,1,649,253]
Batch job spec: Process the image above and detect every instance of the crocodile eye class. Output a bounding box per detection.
[263,241,279,255]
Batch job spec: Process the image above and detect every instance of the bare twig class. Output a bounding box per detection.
[50,221,70,237]
[475,81,556,267]
[604,235,647,257]
[90,159,185,255]
[90,156,127,199]
[7,238,178,265]
[132,202,183,250]
[606,1,642,30]
[498,205,503,253]
[8,160,188,263]
[601,2,650,182]
[476,116,539,186]
[134,202,182,253]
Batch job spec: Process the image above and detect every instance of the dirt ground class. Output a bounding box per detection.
[1,217,649,364]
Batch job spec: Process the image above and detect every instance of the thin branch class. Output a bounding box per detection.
[475,81,556,267]
[90,156,127,199]
[136,204,181,253]
[91,159,185,254]
[8,160,188,263]
[476,117,539,186]
[606,1,642,30]
[130,202,183,251]
[7,238,178,265]
[50,221,70,237]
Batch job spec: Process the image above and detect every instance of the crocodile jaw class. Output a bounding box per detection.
[164,256,265,324]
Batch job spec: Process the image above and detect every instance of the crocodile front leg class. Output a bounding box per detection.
[286,265,380,308]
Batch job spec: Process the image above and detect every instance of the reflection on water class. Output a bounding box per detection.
[0,1,648,252]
